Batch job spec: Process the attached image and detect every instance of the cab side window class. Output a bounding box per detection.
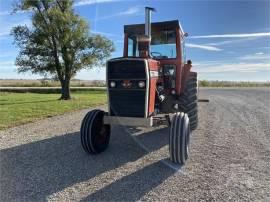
[128,37,138,57]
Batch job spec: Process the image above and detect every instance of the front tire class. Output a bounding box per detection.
[80,110,111,154]
[169,112,190,165]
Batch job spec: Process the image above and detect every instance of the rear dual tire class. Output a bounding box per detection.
[169,112,190,165]
[80,110,111,154]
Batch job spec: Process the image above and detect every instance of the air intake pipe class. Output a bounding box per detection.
[145,7,156,37]
[138,7,156,58]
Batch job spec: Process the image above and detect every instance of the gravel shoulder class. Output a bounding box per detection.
[0,88,269,201]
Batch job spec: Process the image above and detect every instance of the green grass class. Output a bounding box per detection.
[0,90,106,130]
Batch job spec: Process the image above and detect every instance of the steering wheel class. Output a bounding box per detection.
[151,52,162,58]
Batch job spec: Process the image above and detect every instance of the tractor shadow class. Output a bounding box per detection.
[0,126,177,201]
[82,159,176,202]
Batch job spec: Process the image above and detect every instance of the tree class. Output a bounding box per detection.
[11,0,114,99]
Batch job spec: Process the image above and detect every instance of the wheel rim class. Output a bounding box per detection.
[95,124,110,145]
[91,111,111,152]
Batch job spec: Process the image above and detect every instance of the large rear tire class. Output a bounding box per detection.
[80,109,111,154]
[169,112,190,165]
[179,71,198,130]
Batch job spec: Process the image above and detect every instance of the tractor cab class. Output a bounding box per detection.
[123,19,189,95]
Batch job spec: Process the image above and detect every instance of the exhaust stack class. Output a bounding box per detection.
[145,7,156,38]
[138,7,156,58]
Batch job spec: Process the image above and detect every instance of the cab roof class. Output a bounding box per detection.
[124,20,184,36]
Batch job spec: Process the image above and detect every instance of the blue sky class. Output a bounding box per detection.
[0,0,270,81]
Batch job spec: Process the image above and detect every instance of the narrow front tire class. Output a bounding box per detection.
[169,112,190,165]
[80,110,111,154]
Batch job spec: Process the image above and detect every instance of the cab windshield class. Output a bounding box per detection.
[127,30,177,59]
[151,30,176,59]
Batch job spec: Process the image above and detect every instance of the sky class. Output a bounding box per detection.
[0,0,270,81]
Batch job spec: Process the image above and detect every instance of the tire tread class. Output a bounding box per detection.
[179,71,198,130]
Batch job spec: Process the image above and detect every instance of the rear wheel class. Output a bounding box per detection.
[169,112,190,165]
[179,71,198,130]
[80,109,111,154]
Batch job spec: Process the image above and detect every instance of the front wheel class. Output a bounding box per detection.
[80,109,111,154]
[169,112,190,165]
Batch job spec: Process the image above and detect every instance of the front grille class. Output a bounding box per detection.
[107,58,147,117]
[108,59,146,79]
[109,90,145,117]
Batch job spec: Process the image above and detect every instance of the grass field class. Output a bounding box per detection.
[0,90,106,130]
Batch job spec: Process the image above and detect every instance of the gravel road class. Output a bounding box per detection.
[0,88,269,201]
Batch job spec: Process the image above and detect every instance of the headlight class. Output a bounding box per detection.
[138,81,145,88]
[110,81,116,87]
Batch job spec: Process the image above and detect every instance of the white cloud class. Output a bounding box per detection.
[0,61,16,74]
[255,52,264,55]
[74,0,120,6]
[239,53,270,60]
[91,30,121,38]
[193,62,270,73]
[186,43,222,51]
[205,37,259,46]
[96,6,141,20]
[190,32,270,39]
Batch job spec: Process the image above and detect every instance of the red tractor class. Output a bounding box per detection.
[80,7,198,165]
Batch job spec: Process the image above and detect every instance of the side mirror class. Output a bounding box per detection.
[184,33,189,37]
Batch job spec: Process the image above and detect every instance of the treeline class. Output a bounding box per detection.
[199,80,270,87]
[0,79,106,87]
